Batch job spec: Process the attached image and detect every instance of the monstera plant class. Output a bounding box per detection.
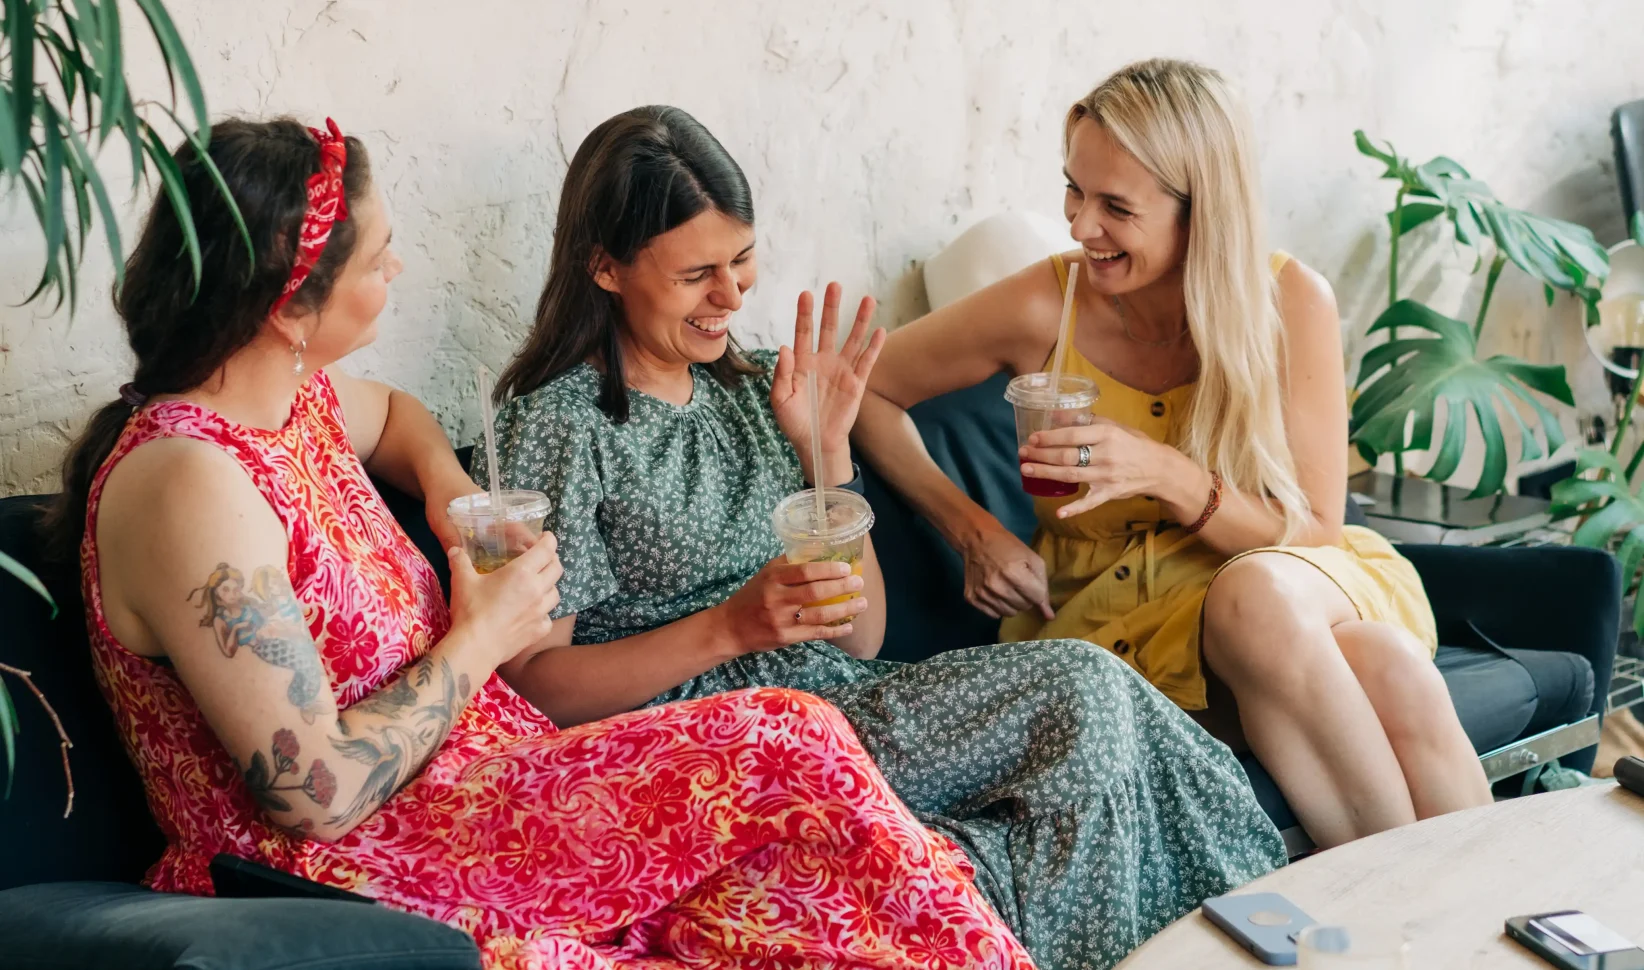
[1349,131,1610,497]
[3,0,237,811]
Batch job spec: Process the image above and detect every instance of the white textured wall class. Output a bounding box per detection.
[3,0,1643,494]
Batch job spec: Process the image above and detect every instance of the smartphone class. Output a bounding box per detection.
[209,853,376,905]
[1506,911,1644,969]
[1616,756,1644,799]
[1203,892,1316,965]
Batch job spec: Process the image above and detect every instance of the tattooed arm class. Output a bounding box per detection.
[95,437,563,841]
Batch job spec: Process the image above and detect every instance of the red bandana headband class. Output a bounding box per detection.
[269,118,349,316]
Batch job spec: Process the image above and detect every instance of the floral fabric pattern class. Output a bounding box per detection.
[82,371,1034,970]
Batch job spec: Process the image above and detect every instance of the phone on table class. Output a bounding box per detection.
[1616,756,1644,798]
[1203,892,1316,965]
[1506,911,1644,969]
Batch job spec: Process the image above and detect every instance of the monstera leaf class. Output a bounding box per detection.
[1551,449,1644,637]
[1351,300,1574,497]
[1355,132,1608,323]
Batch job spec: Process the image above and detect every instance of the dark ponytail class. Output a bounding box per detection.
[497,105,760,420]
[42,118,372,563]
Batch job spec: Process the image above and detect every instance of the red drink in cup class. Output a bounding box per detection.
[1004,373,1098,497]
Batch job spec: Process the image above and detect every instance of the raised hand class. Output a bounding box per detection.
[770,282,886,487]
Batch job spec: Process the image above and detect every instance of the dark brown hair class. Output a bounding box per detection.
[496,105,760,420]
[43,117,372,562]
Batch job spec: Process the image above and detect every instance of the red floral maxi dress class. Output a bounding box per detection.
[81,372,1034,970]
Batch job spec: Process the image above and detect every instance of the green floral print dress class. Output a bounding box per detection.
[477,350,1286,970]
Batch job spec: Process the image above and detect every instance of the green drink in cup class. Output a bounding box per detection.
[446,490,552,574]
[772,489,874,624]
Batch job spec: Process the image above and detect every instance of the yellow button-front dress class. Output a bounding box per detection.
[1000,252,1438,710]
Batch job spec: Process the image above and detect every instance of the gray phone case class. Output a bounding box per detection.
[1202,892,1317,966]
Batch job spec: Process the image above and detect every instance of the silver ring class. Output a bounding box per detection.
[1077,444,1091,467]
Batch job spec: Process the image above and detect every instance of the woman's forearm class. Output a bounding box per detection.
[502,609,742,727]
[853,391,1003,551]
[1154,450,1341,553]
[830,534,885,660]
[297,631,493,842]
[366,389,473,501]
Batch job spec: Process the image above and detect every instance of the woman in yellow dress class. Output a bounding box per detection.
[854,58,1491,848]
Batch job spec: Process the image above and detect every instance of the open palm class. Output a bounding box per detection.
[770,282,886,483]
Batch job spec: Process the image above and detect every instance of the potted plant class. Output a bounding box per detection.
[2,0,237,811]
[1348,131,1610,497]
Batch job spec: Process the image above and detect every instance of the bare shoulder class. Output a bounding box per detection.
[98,437,287,644]
[1275,256,1340,339]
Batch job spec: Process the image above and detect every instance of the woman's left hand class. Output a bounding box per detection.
[771,282,887,486]
[1019,419,1197,519]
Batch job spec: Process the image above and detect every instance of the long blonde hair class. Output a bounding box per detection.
[1066,58,1309,540]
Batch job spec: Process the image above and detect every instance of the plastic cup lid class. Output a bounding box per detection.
[772,488,874,543]
[1005,372,1098,409]
[447,489,552,522]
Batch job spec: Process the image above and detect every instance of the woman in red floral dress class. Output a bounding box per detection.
[47,117,1034,970]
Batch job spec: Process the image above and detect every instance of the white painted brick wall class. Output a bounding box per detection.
[3,0,1641,494]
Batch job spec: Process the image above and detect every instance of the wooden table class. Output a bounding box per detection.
[1117,785,1644,968]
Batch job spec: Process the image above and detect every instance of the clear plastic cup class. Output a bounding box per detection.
[446,490,552,574]
[1003,372,1099,497]
[1296,923,1410,969]
[771,489,875,624]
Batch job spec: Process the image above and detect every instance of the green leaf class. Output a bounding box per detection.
[0,679,15,799]
[1350,301,1571,496]
[61,118,125,290]
[1354,130,1403,176]
[158,104,252,277]
[142,122,202,295]
[39,103,69,302]
[119,96,144,192]
[1390,201,1446,237]
[0,77,21,175]
[95,0,127,143]
[6,0,34,163]
[0,549,55,617]
[131,0,209,131]
[16,166,62,307]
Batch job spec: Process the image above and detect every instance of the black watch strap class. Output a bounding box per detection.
[808,462,866,496]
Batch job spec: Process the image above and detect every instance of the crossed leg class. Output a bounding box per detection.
[1200,553,1490,848]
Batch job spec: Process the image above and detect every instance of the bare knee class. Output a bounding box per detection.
[1339,625,1452,743]
[1202,556,1323,687]
[731,687,858,748]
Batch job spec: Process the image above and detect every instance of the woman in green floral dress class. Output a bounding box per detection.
[476,105,1285,970]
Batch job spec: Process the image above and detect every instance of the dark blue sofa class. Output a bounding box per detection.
[0,376,1619,964]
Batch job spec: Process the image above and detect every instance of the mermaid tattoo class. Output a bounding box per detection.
[190,563,327,723]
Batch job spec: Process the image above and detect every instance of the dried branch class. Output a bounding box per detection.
[0,663,75,818]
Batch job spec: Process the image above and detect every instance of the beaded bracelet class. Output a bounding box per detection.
[1183,470,1223,535]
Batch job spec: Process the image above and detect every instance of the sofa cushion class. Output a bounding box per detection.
[0,882,481,970]
[0,495,164,891]
[1435,644,1540,753]
[864,373,1038,662]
